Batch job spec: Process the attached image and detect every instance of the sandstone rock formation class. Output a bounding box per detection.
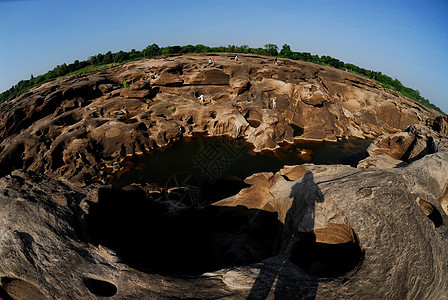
[0,54,446,299]
[0,125,447,299]
[0,54,438,184]
[358,123,448,169]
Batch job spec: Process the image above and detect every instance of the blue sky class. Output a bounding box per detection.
[1,0,447,112]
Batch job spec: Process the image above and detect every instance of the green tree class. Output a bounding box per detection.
[113,50,129,62]
[194,44,210,53]
[160,46,173,55]
[238,45,250,53]
[142,43,161,57]
[88,55,97,65]
[253,47,267,55]
[180,44,195,53]
[104,51,113,64]
[96,53,104,64]
[227,45,236,52]
[264,44,278,56]
[280,44,292,57]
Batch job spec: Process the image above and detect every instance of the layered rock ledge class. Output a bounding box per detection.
[0,54,440,183]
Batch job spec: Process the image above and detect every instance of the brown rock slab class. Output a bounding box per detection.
[279,165,307,181]
[357,153,406,169]
[152,71,184,86]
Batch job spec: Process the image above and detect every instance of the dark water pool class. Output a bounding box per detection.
[110,135,371,204]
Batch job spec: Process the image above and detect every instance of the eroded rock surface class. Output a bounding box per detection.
[358,123,448,168]
[0,54,438,183]
[1,126,447,299]
[0,54,446,299]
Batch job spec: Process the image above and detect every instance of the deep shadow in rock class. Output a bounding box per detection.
[148,87,160,100]
[247,119,261,128]
[290,231,362,278]
[248,171,322,299]
[242,109,262,128]
[0,286,13,300]
[285,175,362,278]
[401,136,436,162]
[200,179,250,204]
[83,277,117,297]
[0,143,25,178]
[0,277,47,300]
[247,172,363,299]
[85,187,284,275]
[164,177,249,207]
[290,123,304,137]
[417,198,444,228]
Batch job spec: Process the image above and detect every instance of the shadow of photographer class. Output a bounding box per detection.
[247,170,362,299]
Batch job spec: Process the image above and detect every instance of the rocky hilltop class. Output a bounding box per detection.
[0,53,439,183]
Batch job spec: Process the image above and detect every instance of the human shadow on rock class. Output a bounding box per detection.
[247,171,322,299]
[247,171,363,299]
[85,186,284,276]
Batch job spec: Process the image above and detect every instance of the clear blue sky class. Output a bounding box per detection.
[1,0,447,112]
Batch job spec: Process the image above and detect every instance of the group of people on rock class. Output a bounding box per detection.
[207,55,242,65]
[208,56,216,66]
[197,94,277,110]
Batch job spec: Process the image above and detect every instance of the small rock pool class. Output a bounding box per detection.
[110,135,372,205]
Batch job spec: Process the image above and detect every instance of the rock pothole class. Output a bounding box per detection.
[417,198,443,228]
[0,277,47,300]
[290,123,304,137]
[242,109,262,128]
[290,223,362,278]
[86,187,283,275]
[84,277,117,297]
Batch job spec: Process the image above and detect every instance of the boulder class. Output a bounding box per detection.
[184,68,230,85]
[431,115,448,136]
[152,71,184,86]
[366,131,415,159]
[300,83,330,107]
[357,153,406,169]
[364,124,443,167]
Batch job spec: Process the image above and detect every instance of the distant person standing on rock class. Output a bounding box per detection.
[208,58,212,66]
[212,56,215,65]
[272,97,277,110]
[274,57,278,65]
[198,94,205,105]
[235,55,238,63]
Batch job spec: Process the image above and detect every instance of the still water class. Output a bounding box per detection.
[110,135,372,203]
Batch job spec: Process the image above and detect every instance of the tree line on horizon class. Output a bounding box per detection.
[0,43,444,115]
